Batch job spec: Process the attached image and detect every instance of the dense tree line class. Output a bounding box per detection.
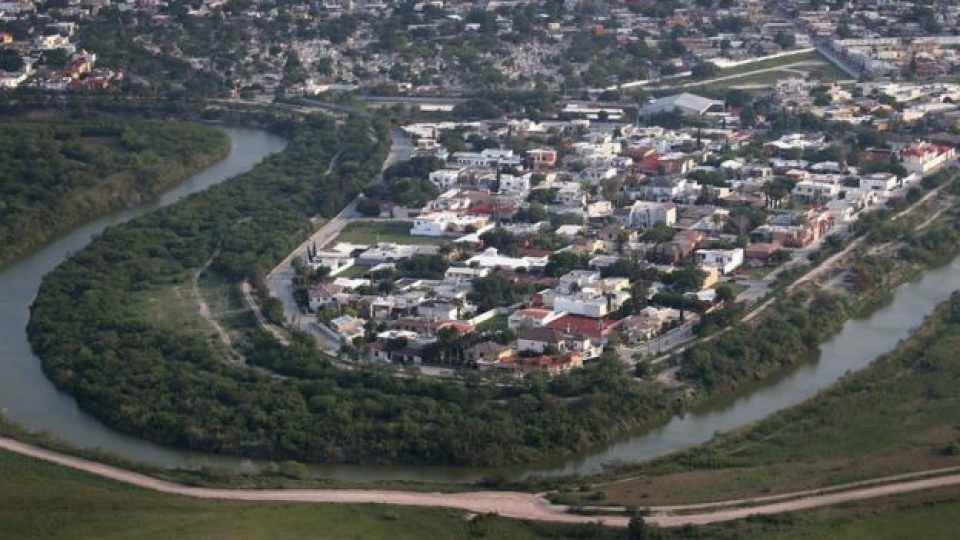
[28,114,675,467]
[681,183,960,392]
[0,120,228,267]
[363,156,442,207]
[679,294,851,392]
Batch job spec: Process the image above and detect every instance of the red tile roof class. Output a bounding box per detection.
[546,314,618,339]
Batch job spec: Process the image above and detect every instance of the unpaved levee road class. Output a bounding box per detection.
[3,436,960,527]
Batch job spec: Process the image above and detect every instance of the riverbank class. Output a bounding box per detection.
[558,282,960,508]
[6,431,960,533]
[16,132,960,477]
[0,120,229,268]
[0,446,574,540]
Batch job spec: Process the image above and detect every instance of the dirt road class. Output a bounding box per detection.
[3,435,960,528]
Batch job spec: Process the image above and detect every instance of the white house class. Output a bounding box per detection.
[428,168,462,190]
[694,248,744,275]
[450,148,522,167]
[580,167,618,186]
[553,290,630,319]
[444,266,491,282]
[466,247,548,271]
[497,173,531,194]
[586,200,614,218]
[517,326,565,354]
[356,243,439,265]
[410,212,488,236]
[792,179,841,202]
[900,143,956,175]
[554,182,586,206]
[508,308,566,330]
[451,152,489,167]
[418,300,469,321]
[624,201,677,228]
[859,172,899,195]
[555,225,583,238]
[308,250,355,276]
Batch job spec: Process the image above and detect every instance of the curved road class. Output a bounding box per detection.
[3,435,960,528]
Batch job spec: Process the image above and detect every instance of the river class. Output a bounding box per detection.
[0,127,287,472]
[1,127,958,483]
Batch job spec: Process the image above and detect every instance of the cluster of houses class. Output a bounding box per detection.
[773,78,960,130]
[305,255,694,374]
[0,22,115,90]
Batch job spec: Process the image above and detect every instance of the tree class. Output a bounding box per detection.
[41,49,69,69]
[544,251,589,277]
[385,336,408,352]
[811,89,832,107]
[634,361,651,378]
[479,227,518,256]
[715,284,735,303]
[725,89,750,108]
[690,62,720,80]
[0,48,24,73]
[628,515,660,540]
[773,31,796,50]
[282,51,308,85]
[739,106,757,128]
[355,197,381,217]
[668,266,707,293]
[452,98,501,120]
[836,23,854,39]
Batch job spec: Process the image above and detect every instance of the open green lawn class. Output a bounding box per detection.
[570,293,960,507]
[749,502,960,540]
[335,220,451,246]
[4,444,960,540]
[660,51,849,93]
[334,264,371,278]
[129,285,217,341]
[0,450,574,540]
[710,51,823,77]
[127,269,249,350]
[695,486,960,540]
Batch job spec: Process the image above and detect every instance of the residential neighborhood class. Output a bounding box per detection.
[279,82,959,377]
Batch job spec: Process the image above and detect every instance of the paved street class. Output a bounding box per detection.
[264,128,413,352]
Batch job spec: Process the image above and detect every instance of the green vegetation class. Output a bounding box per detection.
[679,293,849,392]
[656,51,845,92]
[5,440,960,540]
[0,120,228,267]
[335,220,448,245]
[27,114,675,468]
[682,175,960,393]
[364,155,443,207]
[575,290,960,507]
[678,487,960,540]
[0,448,598,540]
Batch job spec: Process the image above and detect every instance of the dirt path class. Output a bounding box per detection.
[3,435,960,528]
[241,281,290,346]
[192,247,232,348]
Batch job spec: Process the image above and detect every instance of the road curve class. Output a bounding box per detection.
[3,435,960,528]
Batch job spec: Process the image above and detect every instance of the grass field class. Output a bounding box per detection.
[657,51,849,93]
[5,444,960,540]
[695,485,960,540]
[128,269,249,352]
[566,293,960,507]
[0,449,574,540]
[335,220,451,246]
[130,285,218,341]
